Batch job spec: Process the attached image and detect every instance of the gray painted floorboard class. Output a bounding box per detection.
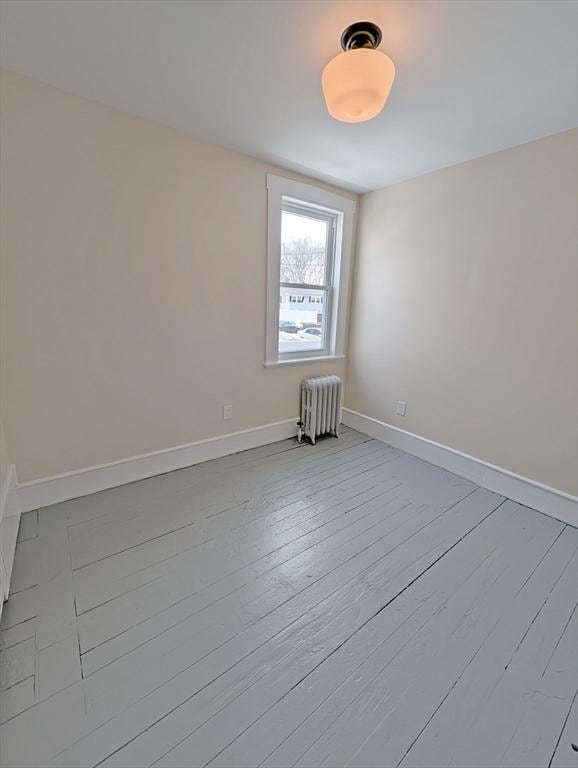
[1,427,576,768]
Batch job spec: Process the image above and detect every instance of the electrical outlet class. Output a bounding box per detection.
[396,401,407,416]
[223,405,233,420]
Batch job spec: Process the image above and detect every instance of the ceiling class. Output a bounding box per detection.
[1,0,577,192]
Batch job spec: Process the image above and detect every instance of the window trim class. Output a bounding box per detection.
[265,174,356,367]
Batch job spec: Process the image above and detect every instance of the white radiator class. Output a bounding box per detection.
[300,375,342,445]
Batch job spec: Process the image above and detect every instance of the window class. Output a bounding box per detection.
[265,175,355,366]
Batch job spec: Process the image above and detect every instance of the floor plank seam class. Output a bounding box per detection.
[505,550,577,671]
[514,526,567,598]
[548,687,578,768]
[541,601,578,678]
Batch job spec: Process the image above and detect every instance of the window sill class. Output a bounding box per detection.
[264,355,345,368]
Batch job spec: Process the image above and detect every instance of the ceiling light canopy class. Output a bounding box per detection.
[322,21,395,124]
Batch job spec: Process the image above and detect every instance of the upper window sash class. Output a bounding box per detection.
[280,202,336,289]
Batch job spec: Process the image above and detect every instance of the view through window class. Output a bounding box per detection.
[279,203,335,356]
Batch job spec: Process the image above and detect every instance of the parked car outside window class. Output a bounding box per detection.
[298,327,322,340]
[279,321,301,334]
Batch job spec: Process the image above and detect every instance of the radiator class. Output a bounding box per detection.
[300,375,342,445]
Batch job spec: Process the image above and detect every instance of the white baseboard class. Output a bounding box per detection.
[342,408,577,528]
[17,418,299,514]
[1,464,22,609]
[14,410,578,528]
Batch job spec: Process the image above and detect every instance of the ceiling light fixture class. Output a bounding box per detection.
[321,21,395,124]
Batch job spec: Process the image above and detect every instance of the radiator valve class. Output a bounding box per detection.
[296,420,304,444]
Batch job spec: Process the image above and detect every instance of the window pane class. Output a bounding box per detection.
[280,209,328,286]
[279,286,326,354]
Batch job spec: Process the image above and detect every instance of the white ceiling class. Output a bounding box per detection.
[1,0,577,192]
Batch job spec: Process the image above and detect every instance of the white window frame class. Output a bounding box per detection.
[265,174,356,367]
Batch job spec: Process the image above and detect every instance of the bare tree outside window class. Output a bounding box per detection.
[280,236,326,285]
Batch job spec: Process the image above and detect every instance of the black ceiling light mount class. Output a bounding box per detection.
[340,21,383,51]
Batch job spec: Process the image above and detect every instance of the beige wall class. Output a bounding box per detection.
[346,129,578,495]
[0,71,354,482]
[0,422,10,503]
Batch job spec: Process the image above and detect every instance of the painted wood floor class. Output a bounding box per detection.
[1,427,576,768]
